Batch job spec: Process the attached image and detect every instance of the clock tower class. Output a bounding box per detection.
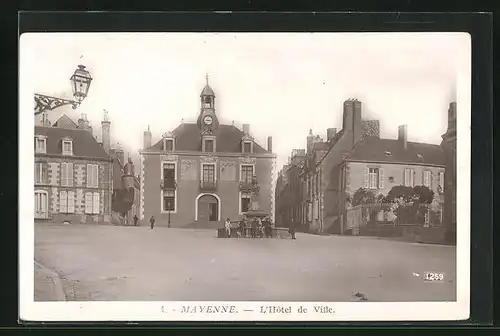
[197,74,219,134]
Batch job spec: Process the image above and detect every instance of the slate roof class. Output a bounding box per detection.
[147,123,269,154]
[52,114,78,129]
[34,126,111,160]
[344,136,445,166]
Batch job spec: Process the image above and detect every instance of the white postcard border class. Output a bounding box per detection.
[19,32,471,322]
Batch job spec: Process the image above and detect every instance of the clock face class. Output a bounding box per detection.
[203,116,213,125]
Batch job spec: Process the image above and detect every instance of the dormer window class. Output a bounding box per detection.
[385,151,392,156]
[162,132,176,152]
[34,135,47,154]
[242,141,253,154]
[62,138,73,156]
[204,138,214,152]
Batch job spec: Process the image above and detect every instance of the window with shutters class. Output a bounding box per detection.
[35,162,48,184]
[86,164,99,188]
[85,192,100,214]
[404,168,415,187]
[59,190,75,213]
[62,140,73,156]
[240,193,251,213]
[423,171,432,188]
[365,167,384,189]
[60,162,74,187]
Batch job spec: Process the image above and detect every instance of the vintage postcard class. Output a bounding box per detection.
[19,32,471,322]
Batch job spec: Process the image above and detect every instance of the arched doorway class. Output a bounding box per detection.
[196,193,220,223]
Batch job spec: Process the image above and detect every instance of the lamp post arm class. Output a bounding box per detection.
[34,93,79,115]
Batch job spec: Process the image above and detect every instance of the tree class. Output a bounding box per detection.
[351,188,376,206]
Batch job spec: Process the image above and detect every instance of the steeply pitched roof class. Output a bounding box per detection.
[52,114,78,129]
[34,126,111,160]
[148,123,268,154]
[344,136,445,166]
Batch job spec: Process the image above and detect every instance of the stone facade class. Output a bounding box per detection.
[141,152,274,227]
[34,157,113,223]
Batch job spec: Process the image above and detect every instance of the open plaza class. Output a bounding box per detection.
[34,223,456,302]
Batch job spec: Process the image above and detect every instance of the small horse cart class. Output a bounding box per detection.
[217,210,275,238]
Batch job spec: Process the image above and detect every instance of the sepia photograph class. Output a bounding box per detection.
[20,31,471,321]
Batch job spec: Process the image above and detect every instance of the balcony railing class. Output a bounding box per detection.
[200,180,217,191]
[239,180,254,192]
[161,179,177,190]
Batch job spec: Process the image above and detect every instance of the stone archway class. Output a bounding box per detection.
[195,193,221,222]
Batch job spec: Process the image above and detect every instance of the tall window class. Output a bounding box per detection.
[243,141,252,153]
[59,190,75,214]
[35,162,48,184]
[204,139,214,152]
[162,163,176,188]
[86,164,99,188]
[163,190,175,212]
[35,137,46,154]
[62,140,73,156]
[364,167,384,189]
[60,162,74,187]
[240,192,251,213]
[404,168,415,187]
[438,171,445,192]
[423,171,432,188]
[202,164,215,183]
[241,165,254,183]
[369,168,379,189]
[85,192,100,214]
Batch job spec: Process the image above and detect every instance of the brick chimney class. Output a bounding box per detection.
[342,99,354,131]
[326,128,337,141]
[242,124,250,135]
[306,129,314,153]
[143,125,152,149]
[101,110,111,154]
[267,136,273,152]
[77,116,85,129]
[398,125,408,149]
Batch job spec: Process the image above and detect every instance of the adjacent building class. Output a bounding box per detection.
[34,116,113,223]
[276,98,447,235]
[441,101,457,243]
[139,76,276,228]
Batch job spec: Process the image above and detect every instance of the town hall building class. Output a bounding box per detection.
[139,76,276,228]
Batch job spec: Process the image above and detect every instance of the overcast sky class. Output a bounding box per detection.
[23,32,470,170]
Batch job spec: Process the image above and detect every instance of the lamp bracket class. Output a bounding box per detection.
[34,93,79,115]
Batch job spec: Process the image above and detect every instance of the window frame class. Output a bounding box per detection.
[60,162,74,187]
[202,136,216,153]
[239,191,252,215]
[84,191,100,215]
[202,163,216,184]
[59,190,75,214]
[240,164,254,184]
[404,168,415,187]
[242,141,253,154]
[86,164,99,188]
[62,139,73,156]
[368,168,379,189]
[163,138,175,152]
[160,160,178,214]
[35,162,48,185]
[35,136,47,154]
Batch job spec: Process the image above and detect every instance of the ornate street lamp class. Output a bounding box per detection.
[34,64,93,115]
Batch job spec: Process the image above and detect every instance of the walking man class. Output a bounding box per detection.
[289,218,296,240]
[224,218,232,238]
[149,216,155,230]
[133,215,139,226]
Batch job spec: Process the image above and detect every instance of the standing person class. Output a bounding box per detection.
[264,217,272,238]
[239,219,246,238]
[251,218,257,238]
[149,216,155,230]
[224,218,232,238]
[133,215,139,227]
[289,218,296,240]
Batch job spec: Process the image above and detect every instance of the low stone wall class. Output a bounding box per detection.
[358,224,450,245]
